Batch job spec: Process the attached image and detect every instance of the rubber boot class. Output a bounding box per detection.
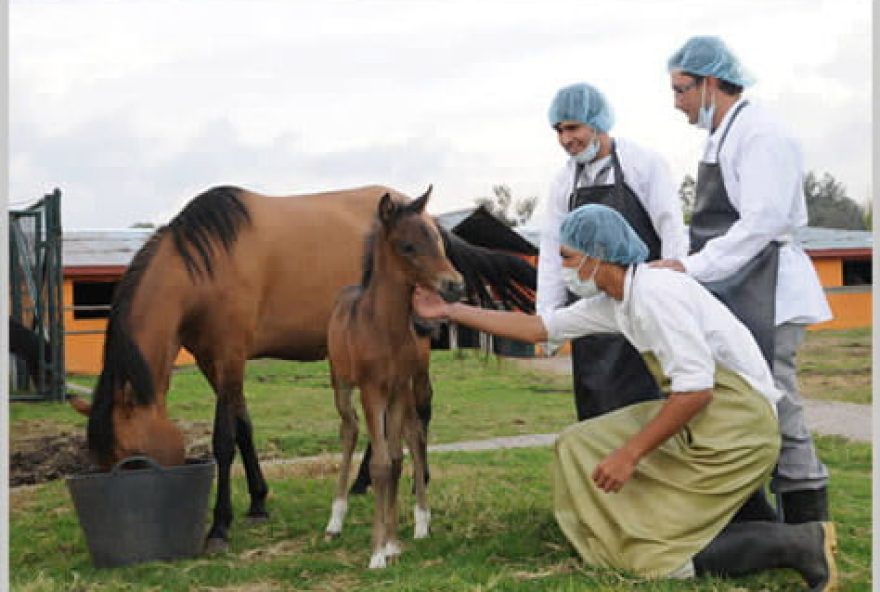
[731,487,778,522]
[781,487,829,523]
[693,521,838,591]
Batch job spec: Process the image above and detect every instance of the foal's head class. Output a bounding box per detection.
[376,186,464,303]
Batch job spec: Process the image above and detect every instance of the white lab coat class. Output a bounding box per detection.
[537,137,688,317]
[683,98,832,326]
[540,265,783,410]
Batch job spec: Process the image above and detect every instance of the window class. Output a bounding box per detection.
[842,259,872,286]
[72,281,116,319]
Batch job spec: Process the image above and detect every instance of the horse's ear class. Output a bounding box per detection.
[410,185,432,213]
[378,192,397,227]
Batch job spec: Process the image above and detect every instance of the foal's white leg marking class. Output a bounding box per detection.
[384,539,403,558]
[413,505,431,539]
[325,498,348,536]
[368,549,387,569]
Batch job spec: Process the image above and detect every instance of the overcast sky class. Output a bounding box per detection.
[9,0,872,230]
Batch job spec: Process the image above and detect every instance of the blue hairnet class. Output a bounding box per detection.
[547,83,615,132]
[667,36,754,88]
[559,204,648,265]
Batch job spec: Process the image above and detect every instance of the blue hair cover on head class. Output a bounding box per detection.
[667,35,754,88]
[559,204,648,265]
[547,83,615,132]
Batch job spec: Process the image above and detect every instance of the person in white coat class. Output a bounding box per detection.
[413,204,837,591]
[655,35,833,524]
[538,82,687,422]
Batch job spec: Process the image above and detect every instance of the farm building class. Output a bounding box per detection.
[797,226,872,330]
[54,221,873,373]
[62,229,195,374]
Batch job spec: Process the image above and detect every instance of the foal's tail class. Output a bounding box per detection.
[439,227,536,312]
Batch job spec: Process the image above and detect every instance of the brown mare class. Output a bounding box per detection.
[74,184,535,553]
[323,188,462,568]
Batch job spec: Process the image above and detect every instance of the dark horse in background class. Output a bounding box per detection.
[72,184,535,552]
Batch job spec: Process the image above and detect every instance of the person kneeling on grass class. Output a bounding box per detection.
[412,203,837,591]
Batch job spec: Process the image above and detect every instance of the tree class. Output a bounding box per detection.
[678,174,696,223]
[474,185,537,228]
[130,222,156,229]
[803,171,866,230]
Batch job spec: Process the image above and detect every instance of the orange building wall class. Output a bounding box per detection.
[63,277,195,375]
[811,258,843,288]
[811,290,872,331]
[807,255,871,331]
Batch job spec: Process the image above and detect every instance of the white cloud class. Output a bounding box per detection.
[9,0,872,228]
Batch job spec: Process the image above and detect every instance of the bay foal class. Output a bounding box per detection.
[324,188,463,568]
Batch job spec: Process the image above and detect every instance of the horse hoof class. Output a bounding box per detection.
[246,512,269,524]
[349,483,369,496]
[384,540,402,558]
[204,537,229,554]
[324,530,341,542]
[368,551,386,569]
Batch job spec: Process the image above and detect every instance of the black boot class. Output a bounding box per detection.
[694,521,838,591]
[781,487,829,523]
[731,488,778,522]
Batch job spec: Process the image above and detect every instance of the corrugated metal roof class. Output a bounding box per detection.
[434,207,477,231]
[794,226,872,251]
[61,224,868,270]
[63,229,153,268]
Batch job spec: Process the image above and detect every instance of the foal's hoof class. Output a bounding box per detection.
[368,551,387,569]
[384,540,402,559]
[203,537,229,554]
[324,530,341,542]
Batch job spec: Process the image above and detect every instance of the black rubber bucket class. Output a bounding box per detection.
[66,455,215,568]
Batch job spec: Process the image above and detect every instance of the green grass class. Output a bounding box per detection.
[9,438,871,591]
[8,337,873,591]
[799,328,871,404]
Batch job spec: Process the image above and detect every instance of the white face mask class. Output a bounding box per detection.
[561,256,601,299]
[573,132,601,164]
[696,80,716,131]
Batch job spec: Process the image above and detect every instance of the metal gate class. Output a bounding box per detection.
[9,189,65,401]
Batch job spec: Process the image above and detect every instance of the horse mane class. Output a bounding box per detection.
[169,185,251,280]
[87,185,252,465]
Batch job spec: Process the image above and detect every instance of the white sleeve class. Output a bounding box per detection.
[634,274,715,392]
[536,167,572,317]
[683,133,799,283]
[540,296,619,343]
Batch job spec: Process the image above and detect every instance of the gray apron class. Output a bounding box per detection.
[690,101,778,366]
[567,142,661,421]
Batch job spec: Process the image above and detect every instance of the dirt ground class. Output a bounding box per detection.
[9,420,214,487]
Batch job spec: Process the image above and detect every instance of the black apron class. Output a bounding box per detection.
[567,143,662,421]
[690,101,778,366]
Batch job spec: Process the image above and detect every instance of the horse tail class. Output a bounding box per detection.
[439,226,536,313]
[168,185,251,280]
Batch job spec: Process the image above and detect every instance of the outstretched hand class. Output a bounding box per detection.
[413,286,452,321]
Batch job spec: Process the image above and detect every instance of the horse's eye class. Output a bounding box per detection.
[397,242,416,256]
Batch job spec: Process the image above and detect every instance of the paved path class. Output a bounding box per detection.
[512,355,872,444]
[261,355,870,469]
